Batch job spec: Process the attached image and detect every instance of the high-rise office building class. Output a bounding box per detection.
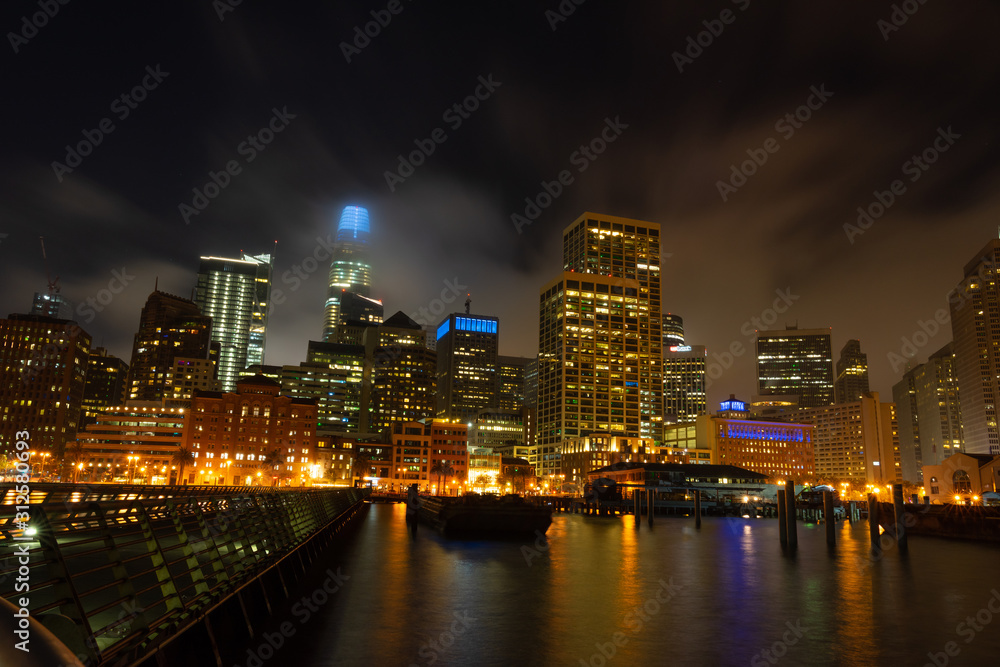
[950,238,1000,455]
[306,340,367,433]
[363,312,438,435]
[324,206,373,341]
[497,355,531,411]
[663,344,707,425]
[435,313,500,421]
[195,253,274,392]
[333,292,383,344]
[31,291,72,319]
[756,326,834,408]
[798,392,901,486]
[893,343,963,482]
[834,339,870,403]
[1,314,91,458]
[82,348,128,426]
[127,291,215,401]
[537,213,663,479]
[662,313,685,347]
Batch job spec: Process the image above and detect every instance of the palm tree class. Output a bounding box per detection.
[430,461,455,495]
[351,455,373,486]
[172,446,194,486]
[260,448,282,486]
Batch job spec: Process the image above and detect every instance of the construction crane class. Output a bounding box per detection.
[39,236,60,297]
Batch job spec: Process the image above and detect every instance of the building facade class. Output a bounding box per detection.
[1,314,91,459]
[127,291,215,401]
[663,344,707,425]
[195,254,274,392]
[834,339,870,403]
[435,313,499,421]
[183,375,316,486]
[756,326,834,408]
[537,213,664,479]
[75,404,186,484]
[82,347,128,427]
[950,238,1000,455]
[324,206,373,341]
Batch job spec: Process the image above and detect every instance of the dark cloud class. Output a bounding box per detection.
[2,0,999,405]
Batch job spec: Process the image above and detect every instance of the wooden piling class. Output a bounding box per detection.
[647,489,654,525]
[777,489,787,546]
[784,480,797,548]
[694,489,702,529]
[868,493,880,550]
[634,490,640,523]
[893,483,908,553]
[823,491,835,546]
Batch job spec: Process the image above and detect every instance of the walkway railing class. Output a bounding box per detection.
[0,484,369,666]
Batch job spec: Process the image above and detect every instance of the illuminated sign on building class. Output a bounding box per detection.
[720,399,748,413]
[669,345,692,352]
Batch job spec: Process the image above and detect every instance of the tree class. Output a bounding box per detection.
[260,448,282,486]
[172,446,195,485]
[430,461,455,495]
[65,442,88,483]
[473,473,492,494]
[351,455,373,486]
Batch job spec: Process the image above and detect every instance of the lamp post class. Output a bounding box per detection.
[126,455,138,485]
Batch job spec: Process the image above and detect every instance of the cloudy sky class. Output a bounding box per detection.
[3,0,998,406]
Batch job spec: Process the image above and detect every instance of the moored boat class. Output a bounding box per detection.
[417,494,552,537]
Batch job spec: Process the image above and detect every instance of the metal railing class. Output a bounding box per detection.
[0,484,369,666]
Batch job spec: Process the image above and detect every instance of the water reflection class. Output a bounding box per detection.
[286,504,1000,666]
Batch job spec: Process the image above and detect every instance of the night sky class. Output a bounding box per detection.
[3,0,999,406]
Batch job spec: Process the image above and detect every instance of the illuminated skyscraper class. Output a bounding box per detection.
[537,213,663,479]
[324,206,373,341]
[950,238,1000,455]
[834,339,870,403]
[662,313,685,347]
[756,326,834,408]
[435,313,500,421]
[195,253,274,392]
[663,344,707,425]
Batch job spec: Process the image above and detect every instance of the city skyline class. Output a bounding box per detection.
[3,1,999,408]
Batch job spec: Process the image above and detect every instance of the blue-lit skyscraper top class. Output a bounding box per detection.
[336,206,370,243]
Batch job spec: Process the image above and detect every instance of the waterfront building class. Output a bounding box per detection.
[195,253,274,392]
[469,408,528,456]
[561,434,675,491]
[587,462,769,503]
[950,238,1000,455]
[75,404,186,484]
[363,312,437,436]
[324,206,373,341]
[183,375,316,486]
[537,213,664,479]
[756,326,834,408]
[0,313,91,459]
[389,419,468,494]
[922,452,1000,504]
[127,291,214,401]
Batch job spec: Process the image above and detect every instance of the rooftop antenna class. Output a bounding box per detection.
[39,236,60,297]
[465,295,471,315]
